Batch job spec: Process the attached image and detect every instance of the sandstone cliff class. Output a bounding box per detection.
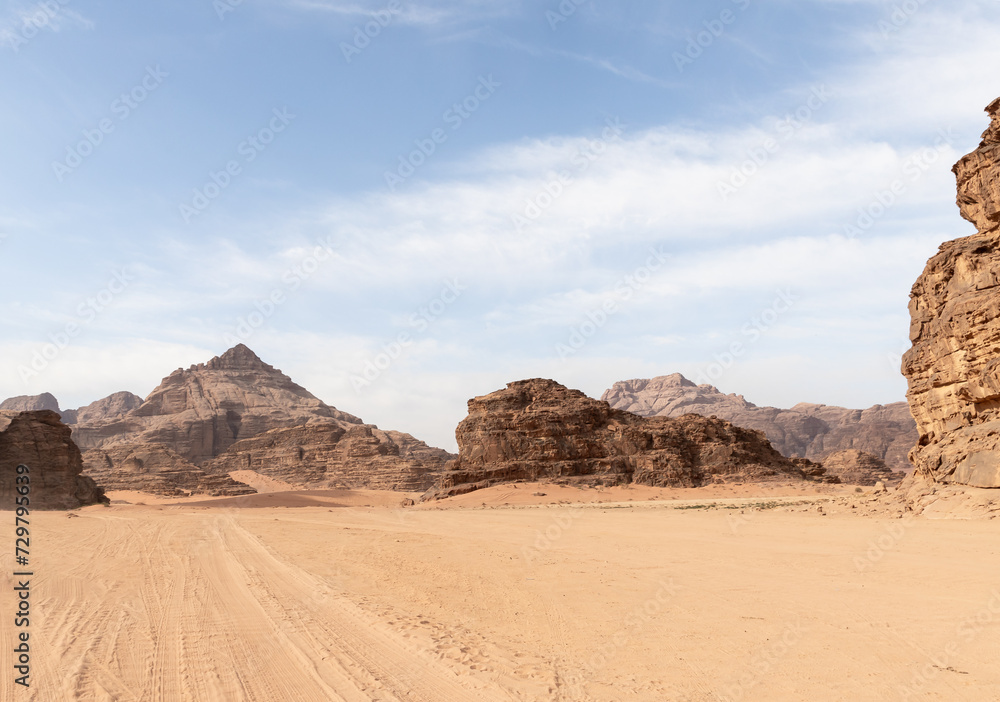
[0,410,107,509]
[82,444,256,497]
[601,374,916,471]
[426,379,821,499]
[203,423,451,492]
[903,97,1000,488]
[818,449,902,487]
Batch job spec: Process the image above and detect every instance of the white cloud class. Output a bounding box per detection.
[5,0,1000,450]
[0,1,93,48]
[281,0,521,26]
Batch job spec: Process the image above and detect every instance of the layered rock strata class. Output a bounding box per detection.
[82,444,256,497]
[0,411,107,509]
[426,379,822,499]
[903,97,1000,488]
[818,449,903,487]
[203,423,451,492]
[72,344,361,464]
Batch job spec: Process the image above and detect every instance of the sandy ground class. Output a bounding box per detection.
[2,482,999,701]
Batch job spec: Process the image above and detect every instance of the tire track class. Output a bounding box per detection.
[219,513,512,701]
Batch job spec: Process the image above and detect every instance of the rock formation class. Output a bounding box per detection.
[73,344,362,463]
[82,444,255,497]
[0,392,61,414]
[601,374,916,471]
[61,391,144,425]
[203,423,451,492]
[425,379,823,499]
[64,344,452,495]
[818,449,902,486]
[0,410,107,509]
[903,97,1000,488]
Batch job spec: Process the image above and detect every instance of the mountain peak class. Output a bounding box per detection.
[204,344,273,371]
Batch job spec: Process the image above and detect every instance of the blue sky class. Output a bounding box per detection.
[1,0,998,451]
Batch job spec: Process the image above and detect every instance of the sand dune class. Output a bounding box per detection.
[2,487,998,700]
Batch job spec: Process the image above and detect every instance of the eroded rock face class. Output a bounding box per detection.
[66,391,144,426]
[82,444,256,497]
[903,97,1000,488]
[0,411,107,509]
[601,374,917,471]
[0,393,61,414]
[70,344,451,494]
[426,379,814,499]
[818,449,903,487]
[203,423,452,491]
[73,344,362,464]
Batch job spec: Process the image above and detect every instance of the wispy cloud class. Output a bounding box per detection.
[0,1,93,45]
[282,0,521,26]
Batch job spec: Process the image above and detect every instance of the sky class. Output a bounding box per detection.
[1,0,998,452]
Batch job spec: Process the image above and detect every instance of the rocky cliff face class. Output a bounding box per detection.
[818,449,902,487]
[202,423,452,492]
[601,374,916,471]
[903,97,1000,488]
[0,391,144,425]
[73,344,362,464]
[426,379,818,499]
[0,411,107,509]
[82,444,256,497]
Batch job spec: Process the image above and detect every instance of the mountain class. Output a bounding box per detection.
[0,392,61,414]
[601,374,916,472]
[70,344,453,495]
[73,344,362,463]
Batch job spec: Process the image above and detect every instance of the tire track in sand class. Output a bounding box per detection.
[213,512,512,701]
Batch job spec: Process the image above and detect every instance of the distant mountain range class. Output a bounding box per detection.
[2,353,918,496]
[601,374,916,472]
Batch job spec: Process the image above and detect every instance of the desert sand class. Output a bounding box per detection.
[2,482,998,701]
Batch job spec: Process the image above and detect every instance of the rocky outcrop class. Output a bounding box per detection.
[903,97,1000,488]
[601,374,916,471]
[425,379,821,499]
[0,392,61,414]
[818,449,903,486]
[73,344,363,464]
[202,423,452,491]
[63,391,144,426]
[0,411,107,509]
[82,444,255,497]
